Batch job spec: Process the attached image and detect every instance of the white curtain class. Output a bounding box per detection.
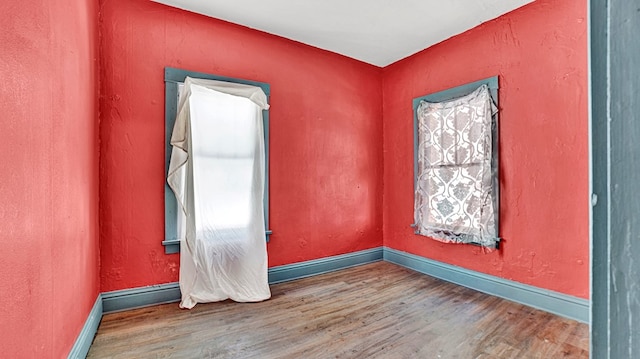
[167,77,271,308]
[414,84,498,248]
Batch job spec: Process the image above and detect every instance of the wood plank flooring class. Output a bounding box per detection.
[87,262,589,358]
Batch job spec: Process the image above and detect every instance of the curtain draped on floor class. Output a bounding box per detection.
[414,84,498,248]
[167,77,271,308]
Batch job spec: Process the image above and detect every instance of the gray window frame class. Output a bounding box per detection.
[163,67,271,254]
[412,75,500,248]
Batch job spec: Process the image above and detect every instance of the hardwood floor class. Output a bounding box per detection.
[87,262,589,358]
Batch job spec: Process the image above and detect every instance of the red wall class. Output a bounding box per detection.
[99,0,384,292]
[0,0,589,355]
[0,0,100,357]
[382,0,589,298]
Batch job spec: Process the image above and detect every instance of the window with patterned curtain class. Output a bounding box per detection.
[413,77,500,249]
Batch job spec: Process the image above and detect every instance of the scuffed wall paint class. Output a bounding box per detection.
[99,0,383,292]
[381,0,589,298]
[0,0,100,357]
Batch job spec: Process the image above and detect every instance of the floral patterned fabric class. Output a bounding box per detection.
[414,85,498,248]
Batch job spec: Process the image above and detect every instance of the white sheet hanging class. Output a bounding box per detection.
[167,77,271,308]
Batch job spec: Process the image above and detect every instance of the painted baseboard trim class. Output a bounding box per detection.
[67,294,103,359]
[383,247,589,323]
[268,247,384,284]
[71,246,587,358]
[102,282,182,314]
[101,247,384,314]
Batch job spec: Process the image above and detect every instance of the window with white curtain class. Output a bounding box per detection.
[190,87,257,230]
[163,68,271,254]
[167,77,271,307]
[412,76,500,249]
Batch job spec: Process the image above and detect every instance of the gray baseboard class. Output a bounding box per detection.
[70,246,588,358]
[101,247,384,314]
[102,283,182,314]
[268,247,384,284]
[383,247,589,323]
[67,294,102,359]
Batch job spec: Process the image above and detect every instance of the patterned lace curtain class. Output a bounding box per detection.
[414,84,498,248]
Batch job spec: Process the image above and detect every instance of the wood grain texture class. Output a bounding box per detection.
[87,262,588,358]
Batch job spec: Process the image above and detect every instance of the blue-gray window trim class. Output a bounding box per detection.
[163,67,271,254]
[411,75,500,248]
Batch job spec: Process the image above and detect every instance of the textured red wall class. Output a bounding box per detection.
[99,0,384,292]
[0,0,100,357]
[382,0,589,298]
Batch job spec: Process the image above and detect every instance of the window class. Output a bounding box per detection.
[163,67,271,254]
[412,76,500,249]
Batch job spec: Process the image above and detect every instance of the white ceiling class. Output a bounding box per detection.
[152,0,534,67]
